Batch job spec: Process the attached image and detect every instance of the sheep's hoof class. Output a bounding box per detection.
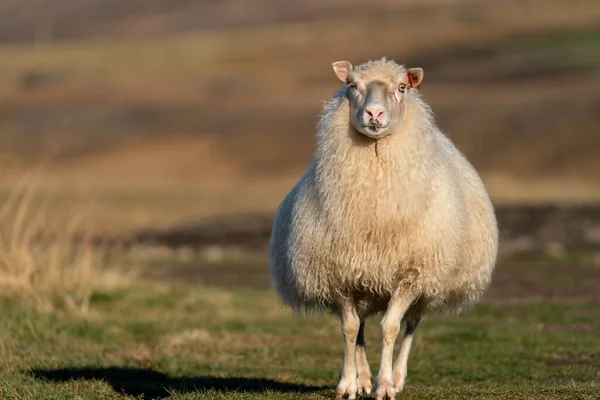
[357,371,372,394]
[336,377,358,399]
[375,379,396,400]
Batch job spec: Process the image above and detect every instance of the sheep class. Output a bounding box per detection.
[268,57,498,400]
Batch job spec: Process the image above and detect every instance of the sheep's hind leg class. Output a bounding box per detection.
[392,316,421,391]
[356,320,372,394]
[336,299,360,399]
[376,290,416,400]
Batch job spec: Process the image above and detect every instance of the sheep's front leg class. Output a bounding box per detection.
[356,320,372,394]
[336,299,360,399]
[392,317,421,391]
[376,290,415,400]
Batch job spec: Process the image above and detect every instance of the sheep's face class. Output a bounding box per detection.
[332,59,423,139]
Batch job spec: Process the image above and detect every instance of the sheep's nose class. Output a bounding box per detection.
[364,105,387,124]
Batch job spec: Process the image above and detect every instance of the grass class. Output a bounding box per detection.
[1,253,599,399]
[0,174,137,312]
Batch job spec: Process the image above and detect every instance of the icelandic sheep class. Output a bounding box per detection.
[269,57,498,400]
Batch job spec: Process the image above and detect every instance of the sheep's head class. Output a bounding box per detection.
[332,58,423,139]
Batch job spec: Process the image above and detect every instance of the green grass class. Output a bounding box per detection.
[1,273,599,400]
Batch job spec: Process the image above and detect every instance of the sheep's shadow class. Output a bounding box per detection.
[31,367,325,399]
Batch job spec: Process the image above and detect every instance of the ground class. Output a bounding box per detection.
[2,1,600,213]
[1,252,599,400]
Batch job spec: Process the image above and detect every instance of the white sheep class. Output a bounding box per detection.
[269,57,498,400]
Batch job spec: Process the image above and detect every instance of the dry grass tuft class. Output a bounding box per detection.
[0,172,137,313]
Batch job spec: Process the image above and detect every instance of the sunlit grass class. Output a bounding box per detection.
[0,279,598,399]
[0,172,137,313]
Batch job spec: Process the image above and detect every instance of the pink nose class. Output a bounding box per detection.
[364,105,387,124]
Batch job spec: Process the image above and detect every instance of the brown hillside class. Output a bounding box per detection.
[0,0,599,213]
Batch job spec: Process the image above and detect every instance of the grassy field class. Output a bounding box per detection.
[1,0,600,212]
[1,250,599,400]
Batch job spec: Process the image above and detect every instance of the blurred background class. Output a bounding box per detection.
[1,0,600,233]
[0,0,599,283]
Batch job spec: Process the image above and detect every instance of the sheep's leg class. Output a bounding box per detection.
[375,291,415,400]
[392,316,421,391]
[356,320,372,394]
[336,299,360,399]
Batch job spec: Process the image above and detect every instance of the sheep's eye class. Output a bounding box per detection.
[399,84,407,93]
[348,82,357,90]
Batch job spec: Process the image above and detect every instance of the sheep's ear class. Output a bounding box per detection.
[407,67,424,89]
[332,61,353,84]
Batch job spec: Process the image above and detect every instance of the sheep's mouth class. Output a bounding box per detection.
[363,124,388,135]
